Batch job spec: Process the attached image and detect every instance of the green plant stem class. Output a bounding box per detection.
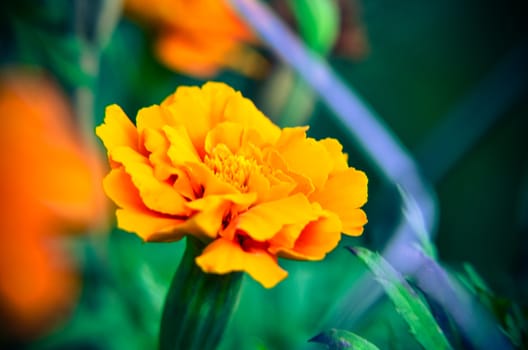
[159,237,243,350]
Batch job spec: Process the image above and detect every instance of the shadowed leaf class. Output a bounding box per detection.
[310,328,380,350]
[349,247,452,350]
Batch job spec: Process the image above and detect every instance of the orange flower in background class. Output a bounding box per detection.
[0,68,107,337]
[96,82,367,288]
[125,0,265,77]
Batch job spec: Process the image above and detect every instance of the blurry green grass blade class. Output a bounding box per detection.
[412,251,513,350]
[453,263,527,348]
[287,0,339,54]
[74,0,123,48]
[349,247,452,350]
[310,329,380,350]
[397,185,437,259]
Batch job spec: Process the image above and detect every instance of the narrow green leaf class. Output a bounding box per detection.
[455,263,528,348]
[397,185,437,259]
[287,0,339,54]
[349,247,452,350]
[310,328,380,350]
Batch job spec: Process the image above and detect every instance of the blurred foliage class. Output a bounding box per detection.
[0,0,527,349]
[310,328,380,350]
[350,247,452,349]
[455,264,528,349]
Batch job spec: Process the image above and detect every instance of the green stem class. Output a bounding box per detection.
[159,237,243,350]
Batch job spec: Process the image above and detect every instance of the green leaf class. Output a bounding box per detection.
[349,247,452,350]
[287,0,339,54]
[397,185,437,259]
[455,263,528,348]
[310,328,380,350]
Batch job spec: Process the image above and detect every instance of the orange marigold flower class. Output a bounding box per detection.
[124,0,265,77]
[0,68,107,337]
[96,82,367,288]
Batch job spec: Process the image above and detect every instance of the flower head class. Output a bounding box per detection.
[125,0,264,77]
[0,68,107,336]
[96,82,367,288]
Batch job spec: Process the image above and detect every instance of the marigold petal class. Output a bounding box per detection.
[184,198,230,239]
[200,81,239,124]
[95,104,138,155]
[340,209,367,236]
[265,149,314,195]
[143,128,178,181]
[195,238,288,288]
[186,193,257,237]
[104,167,191,241]
[163,83,237,157]
[37,146,105,224]
[164,125,201,165]
[246,170,271,203]
[111,147,189,215]
[268,222,307,250]
[116,208,186,242]
[171,168,197,201]
[204,121,245,155]
[310,168,368,235]
[103,168,144,210]
[185,162,241,197]
[136,105,173,134]
[276,127,333,190]
[236,193,316,241]
[320,138,349,173]
[272,212,342,260]
[155,31,234,77]
[274,126,309,148]
[223,92,281,144]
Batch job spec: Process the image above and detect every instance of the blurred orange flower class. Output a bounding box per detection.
[96,82,367,288]
[0,68,107,337]
[125,0,265,77]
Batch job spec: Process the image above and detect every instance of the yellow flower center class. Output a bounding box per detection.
[204,143,260,192]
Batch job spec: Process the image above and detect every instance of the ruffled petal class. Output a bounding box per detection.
[310,168,368,235]
[184,161,241,197]
[272,212,342,260]
[223,92,281,145]
[163,84,237,157]
[204,121,245,155]
[136,105,173,134]
[267,222,307,251]
[103,168,187,241]
[265,149,313,195]
[155,30,236,77]
[185,193,257,238]
[103,168,144,210]
[198,82,238,125]
[275,127,333,190]
[111,147,189,215]
[184,197,231,239]
[116,208,187,242]
[236,193,316,241]
[195,238,288,288]
[339,209,367,236]
[95,105,138,155]
[320,138,348,173]
[143,128,178,181]
[164,124,201,165]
